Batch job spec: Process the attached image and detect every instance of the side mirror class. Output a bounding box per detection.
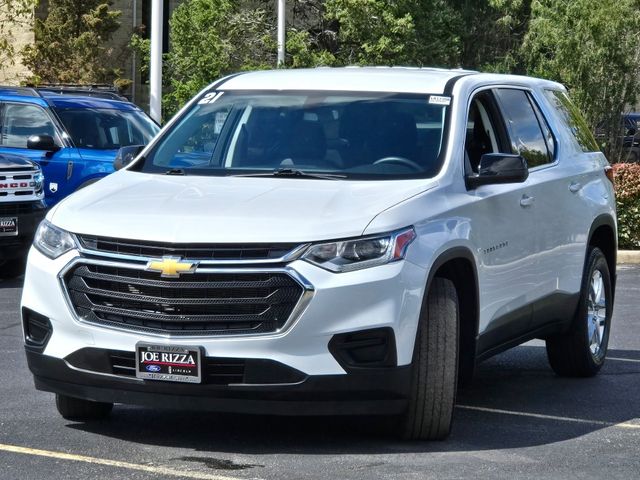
[466,153,529,189]
[114,145,144,170]
[27,135,60,152]
[627,128,637,137]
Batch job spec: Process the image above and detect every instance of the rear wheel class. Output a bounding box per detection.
[399,277,459,440]
[55,394,113,421]
[546,247,612,377]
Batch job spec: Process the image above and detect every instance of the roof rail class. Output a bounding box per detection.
[0,86,44,98]
[32,83,128,101]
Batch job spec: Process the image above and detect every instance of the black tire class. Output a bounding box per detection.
[546,247,612,377]
[55,394,113,421]
[0,258,25,279]
[400,277,459,440]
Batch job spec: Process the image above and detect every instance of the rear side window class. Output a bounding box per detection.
[494,88,552,168]
[543,89,599,152]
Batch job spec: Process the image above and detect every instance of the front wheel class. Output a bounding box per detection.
[55,394,113,421]
[546,247,612,377]
[399,277,459,440]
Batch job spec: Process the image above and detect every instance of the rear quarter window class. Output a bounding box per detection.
[543,90,599,153]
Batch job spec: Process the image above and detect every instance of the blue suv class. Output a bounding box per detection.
[0,87,159,206]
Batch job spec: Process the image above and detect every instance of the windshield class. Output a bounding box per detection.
[55,108,159,150]
[136,91,449,179]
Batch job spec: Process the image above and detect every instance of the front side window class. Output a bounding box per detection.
[494,88,552,169]
[0,103,58,148]
[55,108,159,150]
[135,91,450,179]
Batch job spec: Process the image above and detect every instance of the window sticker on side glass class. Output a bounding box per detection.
[429,95,451,106]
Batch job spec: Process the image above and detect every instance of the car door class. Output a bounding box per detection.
[0,101,76,206]
[492,87,575,330]
[530,88,609,327]
[463,89,538,353]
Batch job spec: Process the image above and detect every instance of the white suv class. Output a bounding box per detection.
[21,68,617,440]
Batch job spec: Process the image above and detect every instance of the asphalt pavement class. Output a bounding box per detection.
[1,265,639,480]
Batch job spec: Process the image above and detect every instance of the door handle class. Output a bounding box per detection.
[569,181,582,193]
[66,161,73,180]
[520,194,535,207]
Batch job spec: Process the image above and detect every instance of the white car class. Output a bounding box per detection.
[21,68,617,440]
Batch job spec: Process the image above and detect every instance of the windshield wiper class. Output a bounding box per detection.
[233,168,346,180]
[165,168,186,175]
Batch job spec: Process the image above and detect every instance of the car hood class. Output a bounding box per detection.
[50,171,436,243]
[0,153,38,171]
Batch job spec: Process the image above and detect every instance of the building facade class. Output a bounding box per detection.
[0,0,183,110]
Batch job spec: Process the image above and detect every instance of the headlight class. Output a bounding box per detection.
[34,220,76,259]
[302,227,416,272]
[32,171,44,193]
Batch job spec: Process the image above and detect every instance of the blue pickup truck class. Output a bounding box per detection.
[0,87,159,206]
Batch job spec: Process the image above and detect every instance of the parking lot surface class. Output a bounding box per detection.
[1,265,639,480]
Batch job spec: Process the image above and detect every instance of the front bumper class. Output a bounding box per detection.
[26,349,411,415]
[21,246,427,413]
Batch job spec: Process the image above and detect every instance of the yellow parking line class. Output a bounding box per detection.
[0,443,246,480]
[457,405,640,429]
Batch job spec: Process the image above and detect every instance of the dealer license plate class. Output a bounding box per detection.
[0,217,17,236]
[136,343,202,383]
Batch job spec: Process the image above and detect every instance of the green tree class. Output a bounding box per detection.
[453,0,532,71]
[21,0,123,84]
[158,0,275,116]
[323,0,416,65]
[403,0,463,67]
[280,0,462,68]
[275,0,529,70]
[523,0,640,162]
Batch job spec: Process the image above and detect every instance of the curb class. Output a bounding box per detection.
[618,250,640,264]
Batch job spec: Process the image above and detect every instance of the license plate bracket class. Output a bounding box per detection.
[135,343,202,383]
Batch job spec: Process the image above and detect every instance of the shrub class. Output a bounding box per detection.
[613,163,640,249]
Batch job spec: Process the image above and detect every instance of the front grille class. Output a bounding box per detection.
[0,166,34,173]
[0,168,41,198]
[64,263,305,336]
[109,351,137,376]
[0,202,42,215]
[77,235,300,261]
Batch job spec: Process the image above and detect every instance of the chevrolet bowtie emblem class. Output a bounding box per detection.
[145,256,198,278]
